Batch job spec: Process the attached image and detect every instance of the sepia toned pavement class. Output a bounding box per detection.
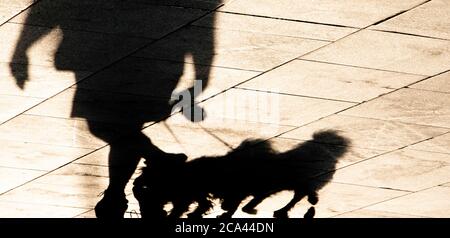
[0,0,449,218]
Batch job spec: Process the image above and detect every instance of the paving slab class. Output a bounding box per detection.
[0,201,88,218]
[72,147,110,167]
[365,186,450,218]
[0,164,109,208]
[334,209,425,218]
[193,12,357,41]
[330,149,450,191]
[219,0,426,28]
[370,0,450,40]
[341,88,450,128]
[0,140,92,171]
[238,60,424,102]
[74,210,96,218]
[134,25,327,71]
[302,29,450,76]
[198,88,355,127]
[281,114,448,151]
[144,0,228,10]
[0,114,108,148]
[0,167,44,194]
[410,71,450,93]
[10,1,207,38]
[408,132,450,154]
[0,94,42,123]
[0,0,34,25]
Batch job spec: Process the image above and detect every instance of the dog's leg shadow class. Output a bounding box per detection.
[308,191,319,205]
[188,196,212,218]
[304,206,315,219]
[217,195,244,218]
[168,200,191,219]
[273,189,307,218]
[242,193,272,215]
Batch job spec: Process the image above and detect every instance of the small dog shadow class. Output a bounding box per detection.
[133,130,350,218]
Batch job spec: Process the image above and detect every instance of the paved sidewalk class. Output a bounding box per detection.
[0,0,449,218]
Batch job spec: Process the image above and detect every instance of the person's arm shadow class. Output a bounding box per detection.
[10,3,58,89]
[171,23,215,123]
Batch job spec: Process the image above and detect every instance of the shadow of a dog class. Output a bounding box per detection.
[133,130,350,218]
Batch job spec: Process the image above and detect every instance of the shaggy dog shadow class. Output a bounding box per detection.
[133,130,350,218]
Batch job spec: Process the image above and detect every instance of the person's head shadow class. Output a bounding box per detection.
[10,0,221,218]
[133,130,351,218]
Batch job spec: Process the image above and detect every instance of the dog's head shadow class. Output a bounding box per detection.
[133,129,351,218]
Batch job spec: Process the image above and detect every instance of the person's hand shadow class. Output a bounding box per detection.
[10,52,29,90]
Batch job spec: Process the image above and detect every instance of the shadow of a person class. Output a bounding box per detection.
[9,0,218,218]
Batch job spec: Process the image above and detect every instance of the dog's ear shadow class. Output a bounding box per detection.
[313,129,350,146]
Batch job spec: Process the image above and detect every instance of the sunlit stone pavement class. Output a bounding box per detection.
[0,0,449,218]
